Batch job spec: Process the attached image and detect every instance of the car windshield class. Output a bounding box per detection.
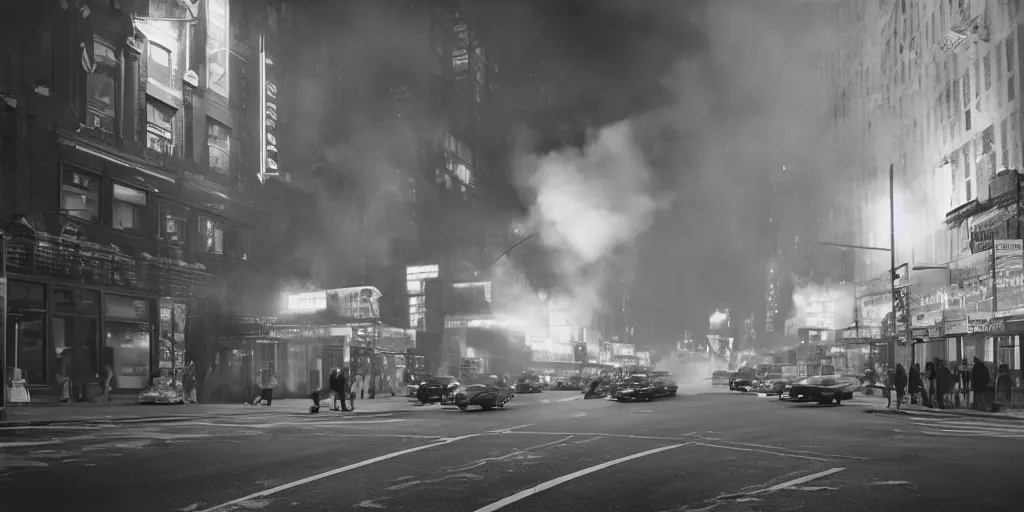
[798,376,838,386]
[627,375,648,384]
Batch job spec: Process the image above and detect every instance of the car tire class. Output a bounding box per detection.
[457,404,467,411]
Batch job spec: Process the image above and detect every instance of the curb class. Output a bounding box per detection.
[864,407,1024,422]
[0,408,411,428]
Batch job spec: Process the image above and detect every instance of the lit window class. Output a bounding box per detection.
[86,39,118,132]
[61,169,100,223]
[146,99,176,154]
[198,216,224,255]
[159,202,187,247]
[147,42,172,86]
[207,120,231,174]
[112,183,148,231]
[206,0,230,98]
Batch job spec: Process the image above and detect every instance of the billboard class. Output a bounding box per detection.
[995,239,1024,316]
[258,33,279,183]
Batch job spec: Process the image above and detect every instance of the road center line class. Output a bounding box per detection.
[196,434,479,512]
[705,440,867,460]
[487,424,534,433]
[694,442,829,462]
[500,430,696,442]
[762,467,846,493]
[472,443,689,512]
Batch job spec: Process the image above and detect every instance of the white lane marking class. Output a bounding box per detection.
[0,424,114,431]
[178,419,406,429]
[762,468,846,493]
[921,430,1024,438]
[487,424,534,434]
[196,434,479,512]
[870,480,910,486]
[472,444,688,512]
[499,430,697,442]
[703,440,866,460]
[558,396,583,402]
[694,442,829,462]
[910,420,1024,432]
[0,441,62,449]
[541,399,552,404]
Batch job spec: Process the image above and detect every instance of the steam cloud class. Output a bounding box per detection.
[788,276,855,331]
[511,122,665,330]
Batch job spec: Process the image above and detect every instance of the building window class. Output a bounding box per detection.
[86,39,118,132]
[112,183,148,232]
[1010,76,1017,103]
[147,41,172,87]
[61,168,100,222]
[159,202,187,247]
[1003,117,1011,169]
[1007,35,1016,74]
[234,231,249,260]
[984,53,991,91]
[207,120,231,174]
[146,99,175,154]
[963,144,973,201]
[198,216,224,255]
[206,0,230,98]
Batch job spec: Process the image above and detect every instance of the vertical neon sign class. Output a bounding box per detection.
[258,33,279,183]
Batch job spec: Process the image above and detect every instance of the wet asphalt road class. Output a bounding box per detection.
[2,389,1024,512]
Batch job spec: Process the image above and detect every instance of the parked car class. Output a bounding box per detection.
[779,375,855,405]
[556,375,584,390]
[416,376,460,405]
[454,376,516,411]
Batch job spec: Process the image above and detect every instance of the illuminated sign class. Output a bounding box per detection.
[285,291,327,312]
[258,33,279,183]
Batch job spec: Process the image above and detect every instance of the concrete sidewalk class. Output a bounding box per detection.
[0,396,420,427]
[858,392,1024,422]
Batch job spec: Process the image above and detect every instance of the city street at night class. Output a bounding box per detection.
[4,390,1024,511]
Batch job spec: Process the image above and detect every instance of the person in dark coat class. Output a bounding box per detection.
[331,367,350,412]
[971,357,990,410]
[894,364,908,411]
[908,363,922,405]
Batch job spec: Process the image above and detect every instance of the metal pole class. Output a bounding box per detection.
[1,232,7,421]
[889,163,899,375]
[991,244,998,409]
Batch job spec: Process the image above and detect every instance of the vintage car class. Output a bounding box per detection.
[416,375,460,405]
[516,373,544,393]
[649,371,679,397]
[779,375,857,405]
[555,374,584,390]
[613,374,660,402]
[454,376,516,411]
[752,372,790,395]
[729,367,758,392]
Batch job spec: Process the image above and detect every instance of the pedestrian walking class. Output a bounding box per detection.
[894,363,908,411]
[971,357,990,410]
[908,363,922,405]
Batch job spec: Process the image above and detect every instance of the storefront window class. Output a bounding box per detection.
[105,295,152,389]
[105,323,151,389]
[9,314,46,385]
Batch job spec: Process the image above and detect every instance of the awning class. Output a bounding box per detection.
[58,131,176,185]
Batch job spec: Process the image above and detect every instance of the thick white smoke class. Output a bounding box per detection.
[513,122,663,327]
[789,276,855,330]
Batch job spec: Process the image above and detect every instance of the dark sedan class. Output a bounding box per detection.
[614,374,659,402]
[515,374,544,393]
[649,371,679,397]
[779,375,856,405]
[454,376,516,411]
[728,368,757,391]
[416,376,460,405]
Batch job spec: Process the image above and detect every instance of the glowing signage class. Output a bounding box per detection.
[284,291,327,312]
[258,33,279,183]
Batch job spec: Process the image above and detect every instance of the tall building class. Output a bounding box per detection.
[0,0,291,398]
[819,0,1024,369]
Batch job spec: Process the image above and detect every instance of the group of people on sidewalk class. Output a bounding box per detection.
[884,357,1014,412]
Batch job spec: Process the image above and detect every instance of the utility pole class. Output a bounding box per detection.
[890,163,899,368]
[1,231,7,421]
